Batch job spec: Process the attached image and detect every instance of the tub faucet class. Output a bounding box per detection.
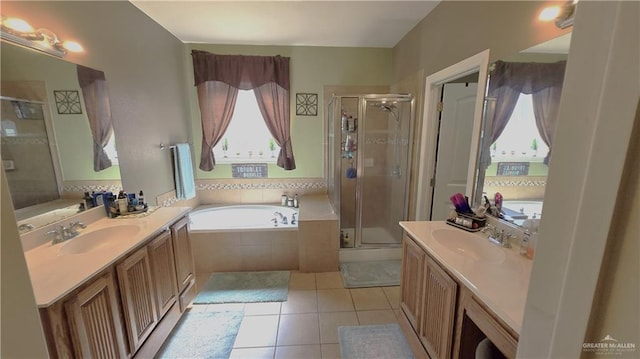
[291,213,297,225]
[274,211,288,224]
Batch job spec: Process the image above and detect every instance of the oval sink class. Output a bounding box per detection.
[432,228,506,263]
[59,225,141,255]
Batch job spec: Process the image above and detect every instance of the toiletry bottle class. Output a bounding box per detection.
[281,194,288,206]
[83,192,94,209]
[293,194,299,208]
[287,196,294,207]
[527,232,537,259]
[520,230,530,256]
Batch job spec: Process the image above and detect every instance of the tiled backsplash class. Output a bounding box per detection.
[156,178,326,207]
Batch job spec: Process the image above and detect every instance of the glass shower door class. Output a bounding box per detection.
[357,96,412,247]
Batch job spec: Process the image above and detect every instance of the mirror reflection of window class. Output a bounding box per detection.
[482,94,548,225]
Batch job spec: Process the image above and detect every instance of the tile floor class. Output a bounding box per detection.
[188,271,402,359]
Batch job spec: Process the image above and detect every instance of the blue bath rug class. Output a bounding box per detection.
[340,260,401,288]
[339,324,414,359]
[194,271,290,304]
[157,310,243,358]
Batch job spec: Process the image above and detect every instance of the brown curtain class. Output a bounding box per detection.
[532,86,563,165]
[191,50,294,170]
[77,65,113,171]
[197,81,239,171]
[486,61,567,165]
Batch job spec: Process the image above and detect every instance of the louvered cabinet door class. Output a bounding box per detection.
[419,257,458,359]
[65,271,128,359]
[117,246,158,355]
[400,234,426,331]
[171,216,195,295]
[148,230,179,319]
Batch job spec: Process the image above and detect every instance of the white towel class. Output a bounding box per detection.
[173,143,196,200]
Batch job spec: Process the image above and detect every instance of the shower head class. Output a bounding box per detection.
[372,102,400,123]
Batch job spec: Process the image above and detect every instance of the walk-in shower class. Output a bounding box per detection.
[328,94,414,250]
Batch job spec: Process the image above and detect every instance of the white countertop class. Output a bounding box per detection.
[24,206,190,308]
[399,221,532,334]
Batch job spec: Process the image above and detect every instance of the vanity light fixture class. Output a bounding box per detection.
[0,16,83,58]
[539,0,578,29]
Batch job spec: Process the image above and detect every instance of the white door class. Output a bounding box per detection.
[430,83,478,220]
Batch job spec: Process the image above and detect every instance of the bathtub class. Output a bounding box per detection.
[189,204,298,232]
[189,204,300,273]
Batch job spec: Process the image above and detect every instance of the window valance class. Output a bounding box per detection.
[489,61,566,94]
[191,50,290,90]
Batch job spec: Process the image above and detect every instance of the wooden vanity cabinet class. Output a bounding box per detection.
[116,246,158,355]
[148,230,178,319]
[400,233,458,359]
[64,270,128,359]
[419,257,458,359]
[400,232,518,359]
[38,214,196,358]
[400,234,426,329]
[171,216,196,311]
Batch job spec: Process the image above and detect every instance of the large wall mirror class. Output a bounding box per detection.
[1,41,122,231]
[473,32,571,229]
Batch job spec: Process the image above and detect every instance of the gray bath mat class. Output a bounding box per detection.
[157,310,243,358]
[194,271,290,304]
[339,260,401,288]
[339,324,414,359]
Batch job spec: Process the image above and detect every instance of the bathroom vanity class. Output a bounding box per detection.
[398,221,532,359]
[22,207,194,358]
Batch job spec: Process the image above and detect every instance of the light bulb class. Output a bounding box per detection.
[3,18,34,33]
[539,6,561,22]
[63,40,83,53]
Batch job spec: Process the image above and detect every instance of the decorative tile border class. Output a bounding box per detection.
[196,179,326,191]
[1,137,49,145]
[62,181,123,194]
[485,180,546,187]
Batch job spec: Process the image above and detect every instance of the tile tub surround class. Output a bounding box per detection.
[192,195,339,274]
[22,206,190,306]
[399,221,533,334]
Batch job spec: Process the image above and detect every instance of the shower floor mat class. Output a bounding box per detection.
[339,260,401,288]
[194,271,290,304]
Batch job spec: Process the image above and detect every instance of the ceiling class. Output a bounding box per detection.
[130,0,441,48]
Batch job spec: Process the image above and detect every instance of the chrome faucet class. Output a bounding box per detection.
[18,223,35,233]
[273,212,288,224]
[291,213,297,225]
[483,224,514,248]
[46,221,86,244]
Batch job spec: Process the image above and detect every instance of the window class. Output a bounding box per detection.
[491,94,549,159]
[212,90,280,163]
[483,94,548,224]
[104,133,119,166]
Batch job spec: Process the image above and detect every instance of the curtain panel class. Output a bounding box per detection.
[77,65,113,171]
[486,61,566,166]
[191,50,295,170]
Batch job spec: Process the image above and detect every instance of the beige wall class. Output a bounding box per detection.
[583,102,640,358]
[392,1,570,84]
[2,1,192,204]
[187,44,393,180]
[1,170,49,358]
